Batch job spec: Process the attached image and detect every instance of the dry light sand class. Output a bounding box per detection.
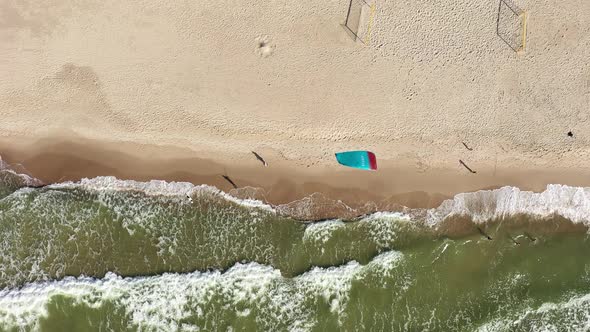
[0,0,589,209]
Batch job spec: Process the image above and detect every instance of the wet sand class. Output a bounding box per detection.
[3,135,590,219]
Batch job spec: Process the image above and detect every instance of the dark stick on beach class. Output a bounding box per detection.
[252,151,268,167]
[462,142,474,151]
[459,160,477,174]
[221,175,238,189]
[477,227,493,240]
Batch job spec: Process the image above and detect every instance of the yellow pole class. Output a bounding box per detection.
[364,3,376,44]
[521,11,528,52]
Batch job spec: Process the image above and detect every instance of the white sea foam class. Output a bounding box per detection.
[426,185,590,227]
[357,212,414,248]
[52,180,590,226]
[361,212,412,221]
[0,156,43,187]
[361,250,405,280]
[0,157,10,172]
[274,192,367,221]
[303,220,346,245]
[0,251,405,331]
[478,292,590,332]
[49,176,274,212]
[431,242,451,264]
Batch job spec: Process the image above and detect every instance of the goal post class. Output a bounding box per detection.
[342,0,376,44]
[496,0,527,53]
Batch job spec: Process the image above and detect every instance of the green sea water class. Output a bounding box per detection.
[1,170,590,331]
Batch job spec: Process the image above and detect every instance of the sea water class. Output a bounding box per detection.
[1,167,590,331]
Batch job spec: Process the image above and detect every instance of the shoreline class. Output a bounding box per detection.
[1,0,589,220]
[4,134,590,217]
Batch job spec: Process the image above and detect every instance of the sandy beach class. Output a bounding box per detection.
[4,134,590,221]
[4,1,590,328]
[1,0,589,211]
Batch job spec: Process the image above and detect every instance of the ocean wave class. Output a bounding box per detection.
[49,176,275,212]
[426,185,590,227]
[303,219,346,245]
[0,251,405,331]
[478,292,590,331]
[46,176,590,227]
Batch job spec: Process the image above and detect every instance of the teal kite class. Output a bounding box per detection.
[335,151,377,171]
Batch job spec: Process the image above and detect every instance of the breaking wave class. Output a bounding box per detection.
[3,163,590,331]
[0,252,405,331]
[17,174,590,228]
[426,184,590,227]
